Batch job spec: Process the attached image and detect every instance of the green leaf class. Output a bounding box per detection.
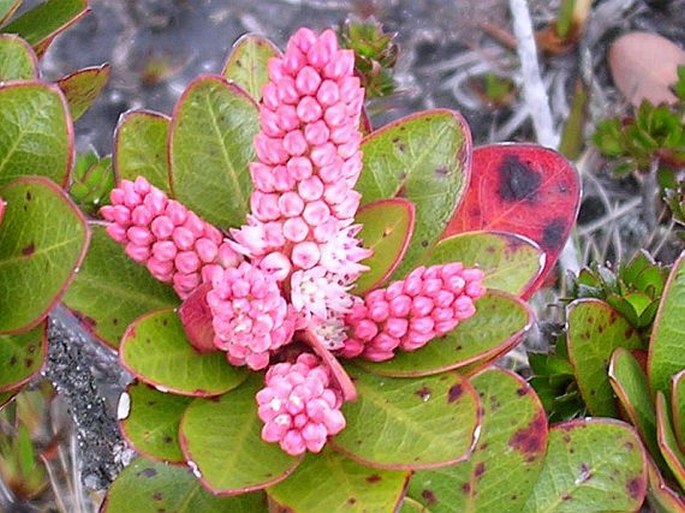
[179,374,301,494]
[0,81,72,188]
[2,0,88,53]
[222,33,281,101]
[169,75,259,229]
[0,387,18,408]
[566,298,643,417]
[68,150,114,217]
[358,110,471,277]
[0,0,22,26]
[608,348,663,467]
[671,370,685,450]
[118,381,192,463]
[331,368,479,469]
[656,392,685,490]
[114,110,171,194]
[355,291,531,377]
[0,321,45,391]
[267,448,409,513]
[354,198,415,294]
[524,419,647,512]
[409,368,547,513]
[62,226,178,349]
[120,308,247,396]
[646,458,685,513]
[649,252,685,397]
[101,457,267,513]
[424,230,544,296]
[0,177,88,334]
[0,34,36,80]
[57,63,111,121]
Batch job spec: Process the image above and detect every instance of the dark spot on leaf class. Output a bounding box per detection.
[455,345,463,351]
[392,137,400,143]
[138,467,157,478]
[508,410,546,454]
[626,477,644,499]
[397,143,406,152]
[562,494,572,501]
[415,387,431,400]
[479,442,488,450]
[26,191,32,201]
[420,239,429,248]
[558,182,569,193]
[448,384,464,403]
[22,243,35,256]
[461,482,471,494]
[113,318,119,325]
[9,356,16,366]
[162,319,168,326]
[624,441,634,450]
[541,218,566,251]
[347,497,356,505]
[497,155,541,202]
[27,344,35,353]
[578,463,592,483]
[485,245,495,254]
[562,434,571,443]
[25,359,33,368]
[587,316,594,324]
[510,495,518,501]
[397,171,407,181]
[625,327,634,339]
[366,474,382,483]
[597,325,604,334]
[152,492,163,501]
[475,462,485,478]
[516,386,528,396]
[163,435,173,444]
[435,166,448,177]
[421,489,437,505]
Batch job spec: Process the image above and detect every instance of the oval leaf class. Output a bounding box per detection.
[267,449,409,513]
[0,34,37,80]
[331,368,480,469]
[354,198,415,294]
[120,308,247,396]
[118,381,193,463]
[656,392,685,490]
[57,63,111,121]
[101,456,267,513]
[355,291,532,378]
[567,298,643,417]
[671,370,685,451]
[646,457,685,513]
[222,33,281,101]
[357,110,472,278]
[444,144,580,297]
[649,252,685,397]
[0,321,46,391]
[63,226,178,349]
[410,368,547,513]
[180,374,301,494]
[169,75,259,228]
[524,419,647,512]
[0,177,89,334]
[114,110,171,194]
[425,230,544,296]
[0,81,73,188]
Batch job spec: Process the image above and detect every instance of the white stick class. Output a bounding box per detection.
[509,0,559,148]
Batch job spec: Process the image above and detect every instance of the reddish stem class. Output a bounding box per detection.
[301,329,358,402]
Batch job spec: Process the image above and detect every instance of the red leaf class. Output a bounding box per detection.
[178,282,216,353]
[444,144,580,297]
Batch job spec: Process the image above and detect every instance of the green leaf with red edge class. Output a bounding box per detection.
[649,252,685,397]
[671,370,685,450]
[222,33,281,101]
[2,0,88,55]
[444,144,580,298]
[646,457,685,513]
[608,348,664,468]
[114,110,171,194]
[566,298,644,417]
[0,177,89,334]
[62,226,178,349]
[409,368,548,513]
[267,448,409,513]
[354,198,415,294]
[57,63,111,121]
[0,321,45,391]
[180,374,301,495]
[0,34,36,80]
[0,81,72,188]
[423,230,544,296]
[354,290,532,378]
[524,419,647,512]
[331,367,480,469]
[169,75,259,229]
[118,381,192,464]
[0,0,22,26]
[656,391,685,490]
[357,110,472,278]
[120,308,247,396]
[101,456,267,513]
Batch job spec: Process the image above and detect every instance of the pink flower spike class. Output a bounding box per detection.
[256,353,347,455]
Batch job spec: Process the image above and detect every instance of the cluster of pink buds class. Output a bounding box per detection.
[341,264,486,361]
[257,353,346,455]
[100,177,241,299]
